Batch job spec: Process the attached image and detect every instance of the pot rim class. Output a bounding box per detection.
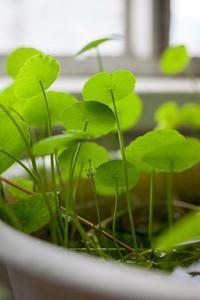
[0,221,200,300]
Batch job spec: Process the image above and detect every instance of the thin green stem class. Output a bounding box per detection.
[39,80,63,244]
[113,177,123,258]
[0,149,38,184]
[88,159,101,226]
[148,169,155,246]
[0,177,6,203]
[95,47,104,72]
[167,168,174,227]
[110,90,137,249]
[64,122,88,247]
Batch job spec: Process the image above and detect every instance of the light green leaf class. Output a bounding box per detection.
[0,193,56,233]
[143,138,200,172]
[75,35,119,56]
[22,90,77,128]
[0,85,24,113]
[125,129,185,173]
[180,103,200,128]
[14,54,59,98]
[32,131,88,156]
[95,160,139,195]
[109,94,142,132]
[160,45,190,75]
[7,178,33,199]
[6,47,43,78]
[155,211,200,250]
[59,142,109,179]
[0,110,30,174]
[62,101,115,138]
[82,70,136,104]
[154,101,180,129]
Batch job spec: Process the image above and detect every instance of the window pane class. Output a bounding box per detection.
[0,0,125,55]
[170,0,200,56]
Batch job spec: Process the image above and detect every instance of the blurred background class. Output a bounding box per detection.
[0,0,199,133]
[0,0,199,75]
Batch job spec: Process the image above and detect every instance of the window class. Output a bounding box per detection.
[170,0,200,57]
[0,0,198,76]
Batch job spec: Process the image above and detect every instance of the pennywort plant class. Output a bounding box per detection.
[0,42,200,273]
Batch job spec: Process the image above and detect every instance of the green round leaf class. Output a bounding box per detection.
[180,103,200,128]
[6,47,43,78]
[0,110,30,174]
[32,132,88,156]
[82,70,136,104]
[143,138,200,172]
[59,142,109,179]
[22,91,77,128]
[160,45,190,75]
[154,101,180,129]
[95,160,139,195]
[109,93,142,132]
[0,85,24,113]
[14,54,59,99]
[125,129,185,173]
[62,101,115,138]
[0,193,56,233]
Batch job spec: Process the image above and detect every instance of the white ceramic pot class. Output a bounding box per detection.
[0,220,200,300]
[0,163,200,300]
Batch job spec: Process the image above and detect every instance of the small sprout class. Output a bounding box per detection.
[109,94,143,132]
[82,70,136,104]
[75,35,120,57]
[125,129,185,173]
[0,193,56,233]
[58,142,109,179]
[62,101,115,138]
[23,91,77,129]
[14,54,59,99]
[160,45,190,75]
[32,131,88,156]
[6,47,43,78]
[95,160,139,195]
[154,101,180,129]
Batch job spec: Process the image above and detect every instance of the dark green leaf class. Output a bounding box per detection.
[32,131,89,156]
[59,142,109,179]
[62,101,115,138]
[95,160,139,195]
[0,193,56,233]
